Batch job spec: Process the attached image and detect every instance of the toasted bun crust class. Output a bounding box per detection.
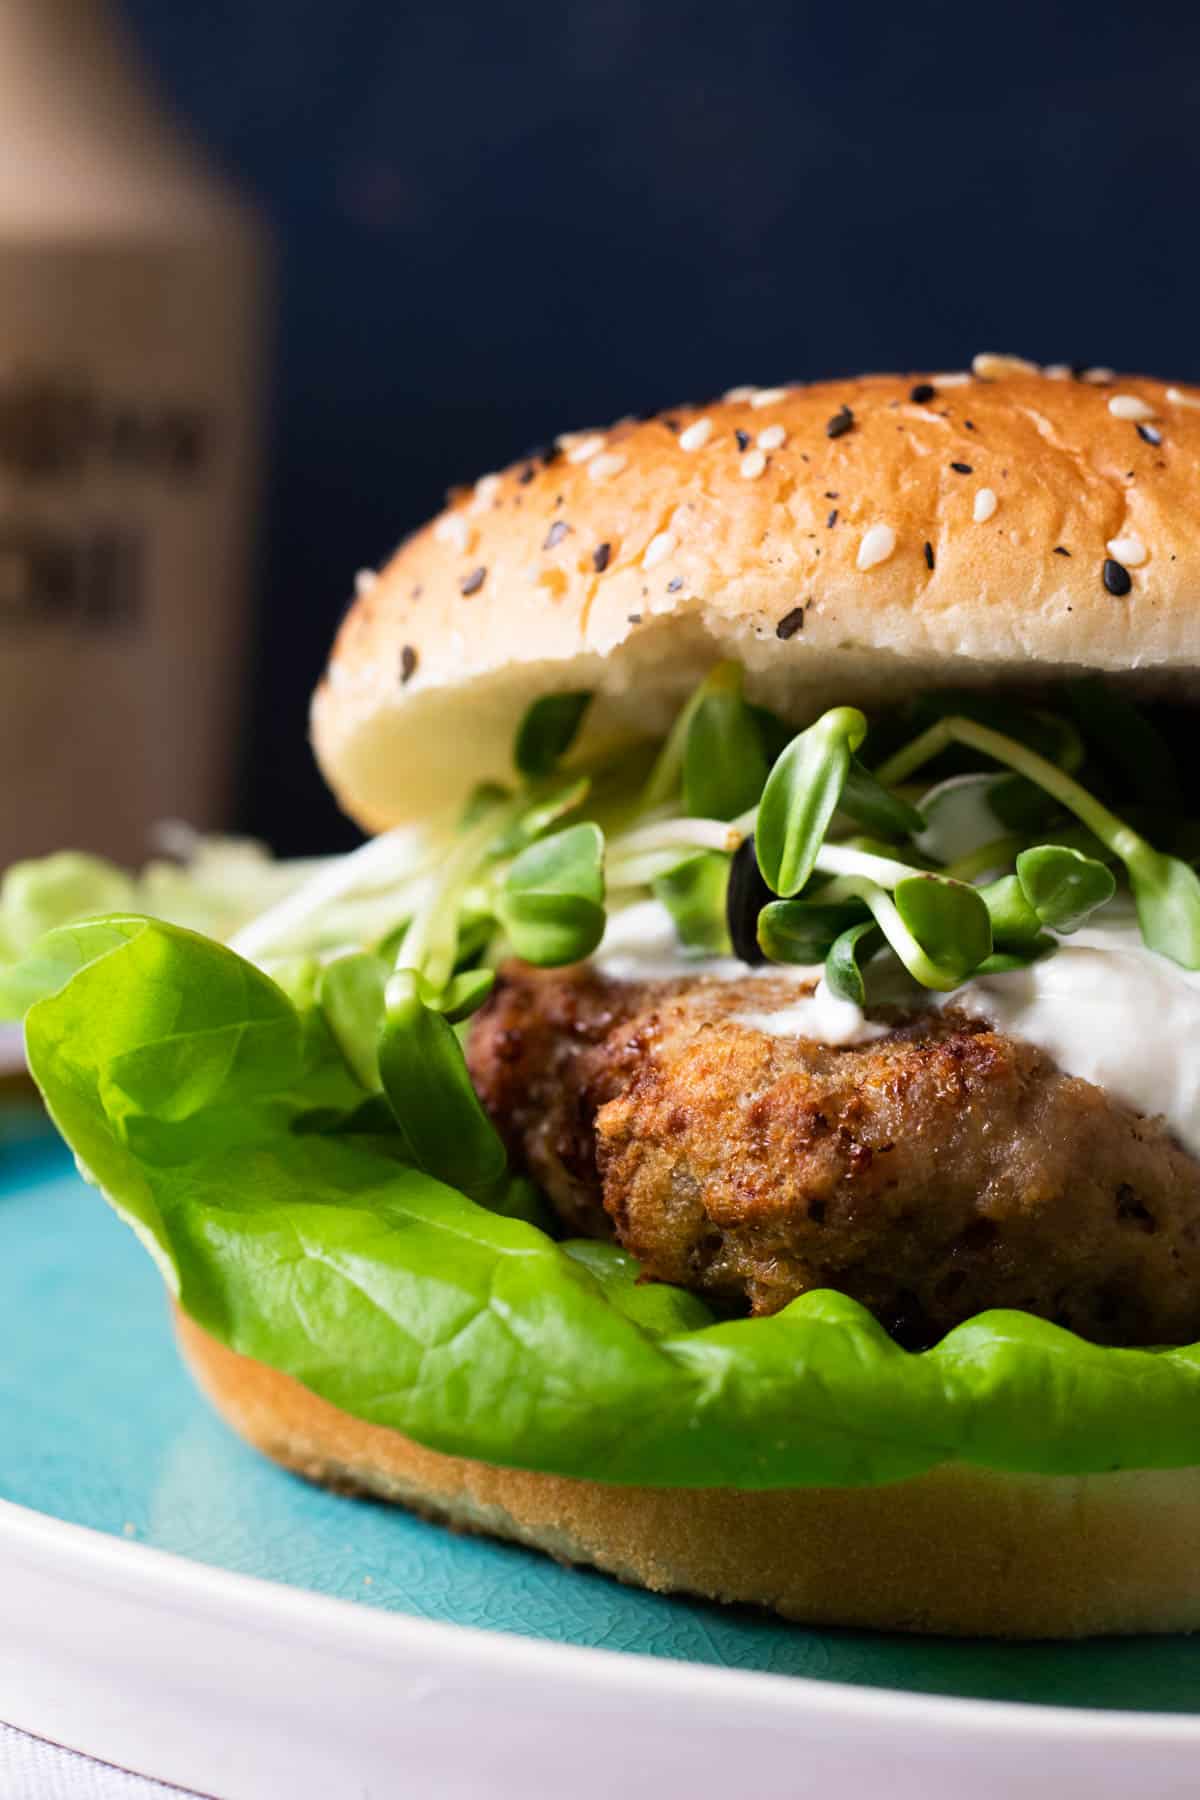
[312,363,1200,830]
[177,1310,1200,1638]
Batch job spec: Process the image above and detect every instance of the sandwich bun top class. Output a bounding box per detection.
[311,359,1200,832]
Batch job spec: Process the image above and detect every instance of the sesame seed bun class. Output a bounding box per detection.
[311,361,1200,832]
[177,1309,1200,1638]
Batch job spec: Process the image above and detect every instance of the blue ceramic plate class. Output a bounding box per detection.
[3,1100,1199,1716]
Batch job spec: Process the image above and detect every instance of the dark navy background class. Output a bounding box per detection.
[121,0,1200,852]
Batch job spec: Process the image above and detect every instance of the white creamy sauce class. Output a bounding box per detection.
[595,899,772,984]
[734,979,889,1047]
[947,922,1200,1158]
[914,774,1007,865]
[593,899,1200,1155]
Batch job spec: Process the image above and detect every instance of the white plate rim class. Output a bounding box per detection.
[3,1492,1200,1747]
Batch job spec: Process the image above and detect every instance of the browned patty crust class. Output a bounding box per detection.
[467,963,1200,1349]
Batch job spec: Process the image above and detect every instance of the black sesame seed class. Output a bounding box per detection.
[923,540,935,570]
[950,461,973,474]
[400,645,418,684]
[517,463,536,485]
[964,419,976,430]
[661,415,681,432]
[1070,363,1088,380]
[459,567,486,596]
[411,584,423,600]
[826,405,855,439]
[735,429,751,452]
[776,605,805,640]
[1054,545,1071,557]
[543,520,570,550]
[541,444,563,467]
[666,576,683,593]
[1137,423,1162,445]
[592,541,611,573]
[824,490,839,499]
[909,383,935,404]
[627,612,642,624]
[826,508,838,528]
[1103,558,1132,596]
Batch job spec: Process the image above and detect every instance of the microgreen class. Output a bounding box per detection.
[379,968,507,1199]
[1015,845,1116,933]
[495,822,606,965]
[319,952,386,1091]
[876,712,1200,969]
[839,757,926,839]
[757,898,867,966]
[653,853,732,955]
[682,662,769,820]
[824,919,884,1005]
[817,869,993,992]
[755,707,867,896]
[513,691,593,779]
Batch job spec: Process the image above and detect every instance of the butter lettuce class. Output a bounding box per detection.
[14,915,1200,1488]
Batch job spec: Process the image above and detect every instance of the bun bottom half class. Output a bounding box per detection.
[176,1312,1200,1639]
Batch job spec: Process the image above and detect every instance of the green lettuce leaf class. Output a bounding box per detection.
[15,916,1200,1488]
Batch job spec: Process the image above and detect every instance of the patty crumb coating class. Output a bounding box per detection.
[467,963,1200,1350]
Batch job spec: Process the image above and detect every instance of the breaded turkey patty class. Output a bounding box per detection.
[467,963,1200,1349]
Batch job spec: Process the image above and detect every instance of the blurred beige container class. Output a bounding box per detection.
[0,0,266,865]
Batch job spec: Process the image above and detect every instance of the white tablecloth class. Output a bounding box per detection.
[0,1722,209,1798]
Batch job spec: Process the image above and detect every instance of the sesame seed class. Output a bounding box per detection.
[909,382,936,403]
[757,423,787,451]
[1106,532,1147,567]
[1137,423,1162,445]
[826,405,855,439]
[627,612,643,624]
[1103,558,1132,596]
[592,542,611,572]
[517,462,537,484]
[543,520,570,550]
[566,433,606,464]
[740,448,767,479]
[642,531,677,570]
[434,514,470,554]
[400,645,418,683]
[724,385,756,402]
[973,487,998,522]
[460,566,486,596]
[923,540,935,570]
[666,576,683,592]
[1081,367,1115,384]
[1054,546,1071,557]
[972,352,1039,379]
[950,461,973,474]
[470,472,501,512]
[1108,394,1156,422]
[776,606,805,640]
[354,568,377,596]
[735,428,750,452]
[678,417,714,451]
[826,508,838,527]
[932,372,970,388]
[750,386,789,409]
[856,523,897,570]
[1166,385,1200,410]
[1043,364,1072,379]
[588,451,627,481]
